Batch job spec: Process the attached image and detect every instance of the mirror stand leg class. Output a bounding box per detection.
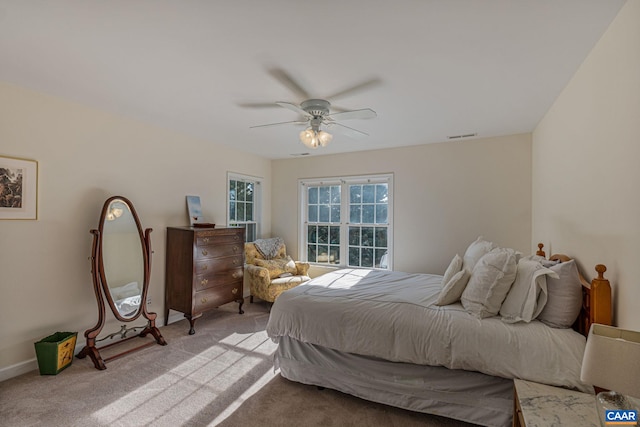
[76,341,106,370]
[140,321,167,346]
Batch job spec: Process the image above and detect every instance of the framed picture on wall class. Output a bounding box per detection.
[0,155,38,220]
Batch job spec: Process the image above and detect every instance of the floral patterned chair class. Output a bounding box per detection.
[245,238,311,304]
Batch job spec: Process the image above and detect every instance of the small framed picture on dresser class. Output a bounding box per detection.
[0,155,38,220]
[186,195,203,226]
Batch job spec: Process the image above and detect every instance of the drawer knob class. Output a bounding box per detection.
[202,237,209,243]
[202,250,208,256]
[232,259,238,265]
[233,246,238,252]
[232,271,242,279]
[232,288,238,295]
[201,278,208,286]
[202,264,208,270]
[234,235,239,240]
[201,297,208,304]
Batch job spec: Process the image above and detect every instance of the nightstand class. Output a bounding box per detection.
[513,379,600,427]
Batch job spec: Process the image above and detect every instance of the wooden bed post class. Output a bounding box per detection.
[589,264,612,327]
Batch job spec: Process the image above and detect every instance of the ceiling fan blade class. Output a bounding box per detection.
[329,105,351,113]
[325,78,382,101]
[276,101,312,118]
[327,108,377,121]
[250,120,309,129]
[325,122,369,139]
[238,102,280,109]
[268,67,311,99]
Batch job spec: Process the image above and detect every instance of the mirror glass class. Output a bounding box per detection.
[101,198,145,319]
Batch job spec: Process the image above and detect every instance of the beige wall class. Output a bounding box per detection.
[532,0,640,329]
[272,134,532,275]
[0,82,272,376]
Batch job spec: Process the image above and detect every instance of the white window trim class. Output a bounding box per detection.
[227,172,262,240]
[298,173,393,270]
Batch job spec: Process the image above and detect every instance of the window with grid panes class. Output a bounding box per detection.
[300,174,392,269]
[227,172,261,242]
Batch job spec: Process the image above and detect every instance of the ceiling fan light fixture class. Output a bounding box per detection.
[317,130,332,147]
[300,128,332,149]
[299,129,317,148]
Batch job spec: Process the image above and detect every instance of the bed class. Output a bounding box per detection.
[265,242,612,427]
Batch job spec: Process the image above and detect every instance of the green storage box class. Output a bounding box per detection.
[34,331,77,375]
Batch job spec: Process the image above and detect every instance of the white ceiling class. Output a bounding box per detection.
[0,1,626,159]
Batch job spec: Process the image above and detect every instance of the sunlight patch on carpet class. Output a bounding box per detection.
[220,330,278,355]
[89,331,275,426]
[209,368,279,426]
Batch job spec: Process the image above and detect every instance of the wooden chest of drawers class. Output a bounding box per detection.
[164,226,245,334]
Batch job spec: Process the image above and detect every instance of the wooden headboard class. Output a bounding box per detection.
[535,243,612,336]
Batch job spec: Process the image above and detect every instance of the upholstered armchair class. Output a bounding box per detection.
[245,238,311,303]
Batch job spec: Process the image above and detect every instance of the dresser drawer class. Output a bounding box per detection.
[195,243,243,260]
[195,255,243,275]
[194,284,242,312]
[195,229,243,246]
[194,268,243,291]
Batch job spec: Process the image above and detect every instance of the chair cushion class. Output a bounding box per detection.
[270,275,311,285]
[254,256,298,279]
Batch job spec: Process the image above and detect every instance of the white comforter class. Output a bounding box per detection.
[266,268,591,392]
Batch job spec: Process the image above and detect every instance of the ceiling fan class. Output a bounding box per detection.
[244,68,379,149]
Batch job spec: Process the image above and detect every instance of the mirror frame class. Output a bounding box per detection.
[97,196,149,322]
[77,195,166,370]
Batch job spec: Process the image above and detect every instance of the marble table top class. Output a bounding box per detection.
[515,379,601,427]
[516,379,640,427]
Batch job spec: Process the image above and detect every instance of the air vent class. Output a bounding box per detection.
[447,133,478,140]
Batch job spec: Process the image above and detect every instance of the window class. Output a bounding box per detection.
[227,172,261,242]
[300,174,393,270]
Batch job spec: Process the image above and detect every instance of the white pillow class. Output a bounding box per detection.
[460,247,518,318]
[500,260,558,323]
[462,236,495,273]
[436,269,470,306]
[455,236,495,290]
[537,260,583,329]
[440,254,463,287]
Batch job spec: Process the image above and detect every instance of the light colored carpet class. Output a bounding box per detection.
[217,374,478,427]
[0,300,478,427]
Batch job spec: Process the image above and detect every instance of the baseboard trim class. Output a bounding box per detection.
[0,358,37,383]
[166,312,186,325]
[1,313,210,382]
[0,342,90,382]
